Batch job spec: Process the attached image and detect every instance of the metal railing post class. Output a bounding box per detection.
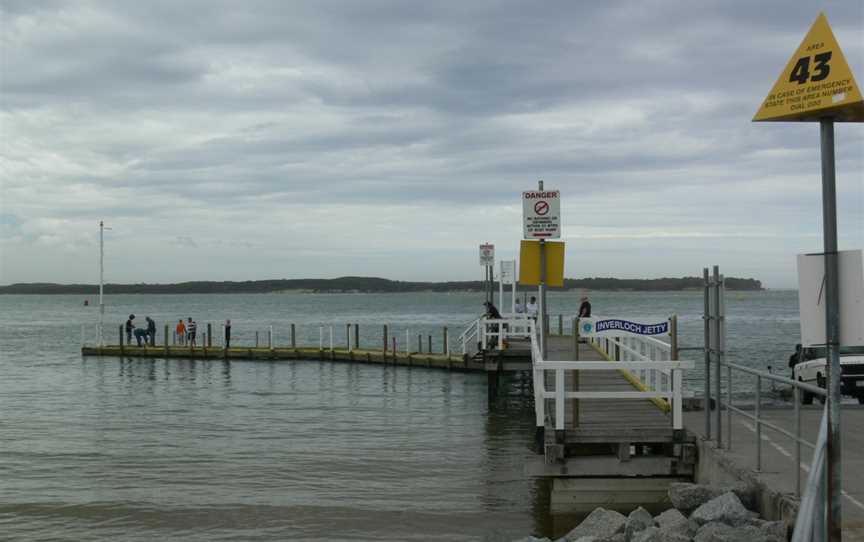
[795,386,802,497]
[673,368,683,430]
[713,266,722,448]
[756,375,762,472]
[726,363,733,450]
[555,368,565,430]
[498,321,503,349]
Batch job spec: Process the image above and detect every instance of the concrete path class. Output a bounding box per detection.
[684,405,864,541]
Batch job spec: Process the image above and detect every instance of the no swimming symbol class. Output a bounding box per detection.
[534,201,550,216]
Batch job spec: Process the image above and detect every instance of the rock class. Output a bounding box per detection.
[746,518,787,540]
[658,532,690,542]
[692,521,783,542]
[624,507,654,541]
[562,508,627,541]
[668,483,724,513]
[654,509,689,532]
[631,526,660,542]
[512,537,552,542]
[689,492,752,527]
[605,535,625,542]
[668,482,759,515]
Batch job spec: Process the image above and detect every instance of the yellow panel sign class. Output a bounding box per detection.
[519,240,564,287]
[753,13,863,122]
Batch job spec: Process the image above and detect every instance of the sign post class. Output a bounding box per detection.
[754,13,863,541]
[479,243,495,305]
[523,183,561,357]
[500,260,517,315]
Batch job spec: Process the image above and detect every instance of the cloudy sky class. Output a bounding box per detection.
[1,1,862,288]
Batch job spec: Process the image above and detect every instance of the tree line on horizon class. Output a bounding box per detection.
[0,276,763,294]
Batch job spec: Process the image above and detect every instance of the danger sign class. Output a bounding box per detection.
[523,190,560,239]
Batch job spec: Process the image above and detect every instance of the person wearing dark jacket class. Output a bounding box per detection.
[145,317,156,346]
[578,296,592,318]
[125,315,135,344]
[483,302,504,349]
[224,319,232,349]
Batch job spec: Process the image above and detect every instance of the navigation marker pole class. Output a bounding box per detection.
[821,117,842,541]
[98,220,105,347]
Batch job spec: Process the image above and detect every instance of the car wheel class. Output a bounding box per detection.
[858,394,864,405]
[800,378,813,405]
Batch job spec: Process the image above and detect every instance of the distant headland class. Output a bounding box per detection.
[0,276,763,294]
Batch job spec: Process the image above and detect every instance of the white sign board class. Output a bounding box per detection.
[522,190,561,239]
[479,244,495,266]
[579,317,670,338]
[500,260,516,285]
[797,250,864,346]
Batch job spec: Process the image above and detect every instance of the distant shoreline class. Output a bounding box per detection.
[0,276,764,294]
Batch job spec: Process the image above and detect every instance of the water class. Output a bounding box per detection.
[0,290,800,540]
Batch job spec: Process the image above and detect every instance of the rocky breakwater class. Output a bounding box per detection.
[516,482,789,542]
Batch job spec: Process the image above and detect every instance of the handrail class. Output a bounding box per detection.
[530,321,690,431]
[706,357,828,498]
[791,406,828,542]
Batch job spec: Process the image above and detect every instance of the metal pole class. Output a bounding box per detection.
[727,364,733,450]
[354,324,359,349]
[704,268,711,439]
[820,117,841,542]
[538,179,547,359]
[499,262,504,313]
[795,386,802,497]
[713,266,722,448]
[443,327,448,354]
[511,267,516,315]
[98,220,104,346]
[756,375,762,472]
[291,323,296,348]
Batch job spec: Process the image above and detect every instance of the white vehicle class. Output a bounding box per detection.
[789,345,864,405]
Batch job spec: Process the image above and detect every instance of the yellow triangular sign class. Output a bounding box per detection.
[753,13,864,122]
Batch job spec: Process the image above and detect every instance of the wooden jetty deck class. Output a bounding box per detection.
[81,344,486,371]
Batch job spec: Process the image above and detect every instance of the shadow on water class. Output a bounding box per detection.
[485,370,597,540]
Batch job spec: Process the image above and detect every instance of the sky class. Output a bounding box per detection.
[1,1,862,289]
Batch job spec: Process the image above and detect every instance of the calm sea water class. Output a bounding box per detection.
[0,290,800,541]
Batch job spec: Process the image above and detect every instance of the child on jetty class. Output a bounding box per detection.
[176,319,186,345]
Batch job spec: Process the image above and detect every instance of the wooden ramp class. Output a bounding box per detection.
[544,335,673,445]
[533,335,695,481]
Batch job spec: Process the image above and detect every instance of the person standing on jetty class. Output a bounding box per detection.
[526,297,538,319]
[187,318,197,347]
[176,319,186,345]
[145,317,156,346]
[224,319,231,348]
[125,315,135,344]
[578,295,592,318]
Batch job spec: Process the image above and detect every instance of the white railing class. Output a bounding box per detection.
[458,315,534,355]
[531,324,693,431]
[592,334,676,406]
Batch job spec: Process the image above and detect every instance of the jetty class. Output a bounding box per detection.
[79,292,861,539]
